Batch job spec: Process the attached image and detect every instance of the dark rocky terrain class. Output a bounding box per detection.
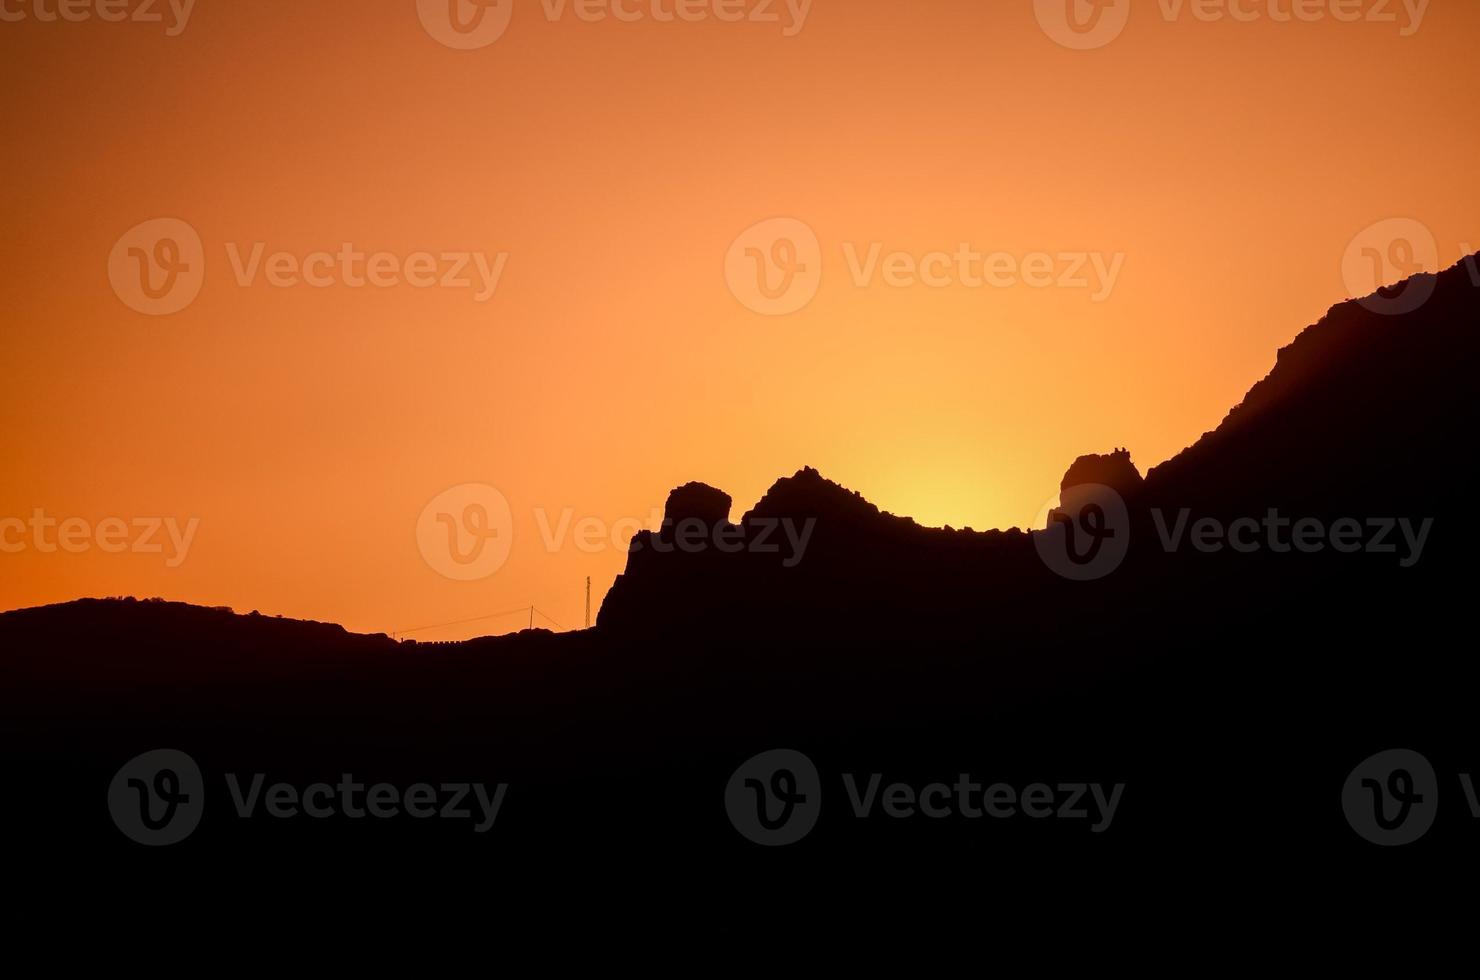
[4,254,1477,930]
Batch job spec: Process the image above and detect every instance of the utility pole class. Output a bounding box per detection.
[529,606,534,631]
[585,577,591,630]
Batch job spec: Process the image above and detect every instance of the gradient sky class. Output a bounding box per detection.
[3,0,1478,640]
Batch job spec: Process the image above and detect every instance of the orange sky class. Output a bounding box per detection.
[3,0,1477,640]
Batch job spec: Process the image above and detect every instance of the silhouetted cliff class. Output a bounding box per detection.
[3,254,1478,902]
[598,254,1480,637]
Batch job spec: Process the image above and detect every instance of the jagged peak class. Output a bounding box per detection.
[741,467,884,524]
[662,482,732,528]
[1145,250,1479,488]
[1060,448,1143,497]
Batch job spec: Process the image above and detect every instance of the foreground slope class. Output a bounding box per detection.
[2,255,1477,892]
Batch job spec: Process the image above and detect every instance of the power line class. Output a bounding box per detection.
[391,606,533,640]
[532,607,564,631]
[393,603,567,640]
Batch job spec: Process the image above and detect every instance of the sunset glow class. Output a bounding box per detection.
[4,0,1478,640]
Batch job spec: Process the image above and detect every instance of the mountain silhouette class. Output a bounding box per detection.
[4,253,1478,924]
